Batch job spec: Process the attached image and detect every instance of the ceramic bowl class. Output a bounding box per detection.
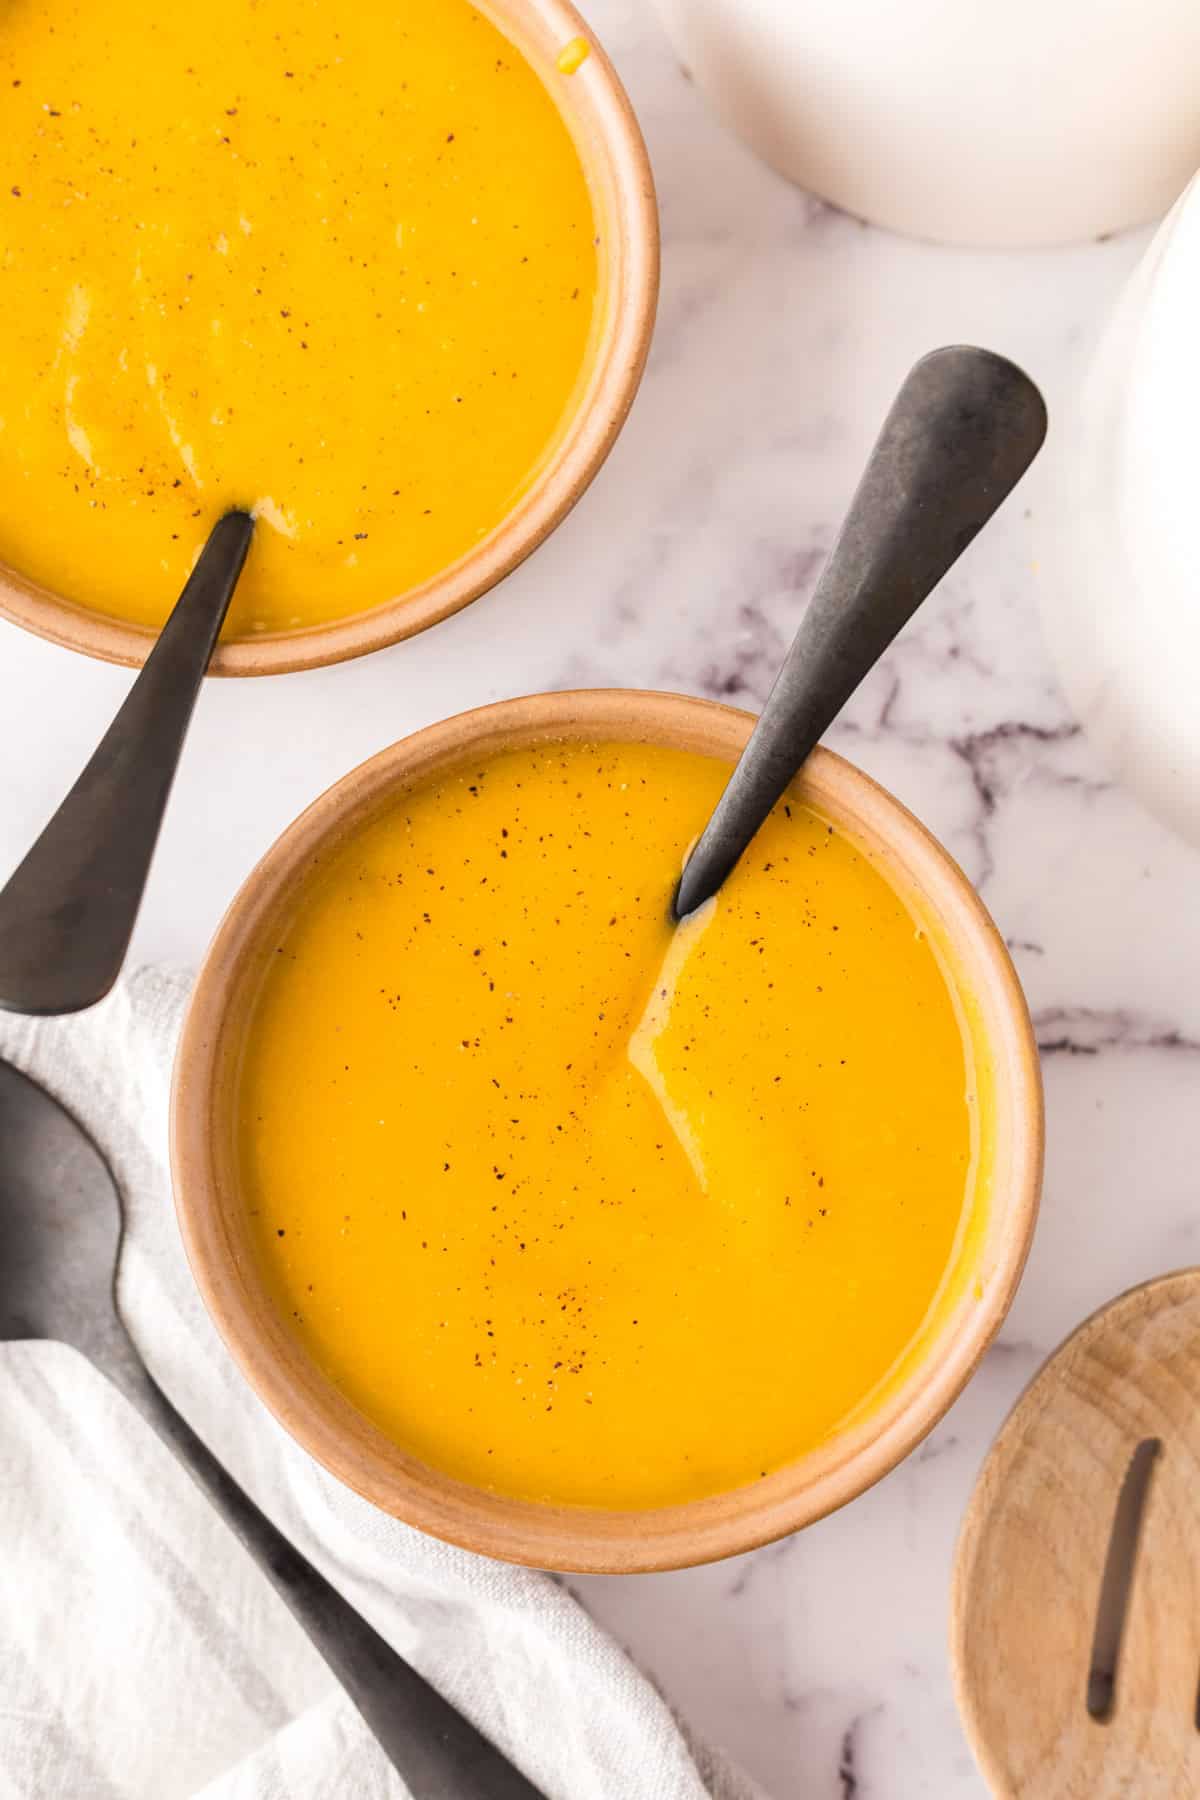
[652,0,1200,248]
[0,0,657,677]
[172,689,1043,1571]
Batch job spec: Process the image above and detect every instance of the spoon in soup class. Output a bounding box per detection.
[0,509,254,1016]
[674,345,1048,919]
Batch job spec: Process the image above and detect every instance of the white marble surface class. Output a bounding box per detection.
[3,4,1197,1796]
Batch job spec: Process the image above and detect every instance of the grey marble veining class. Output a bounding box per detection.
[2,2,1199,1795]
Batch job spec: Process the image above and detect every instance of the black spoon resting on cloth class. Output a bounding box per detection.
[0,1057,545,1799]
[675,346,1048,920]
[0,509,255,1017]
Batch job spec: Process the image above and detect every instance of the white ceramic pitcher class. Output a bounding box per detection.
[654,0,1200,246]
[1039,173,1200,846]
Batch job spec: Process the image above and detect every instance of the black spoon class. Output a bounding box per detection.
[674,346,1047,919]
[0,509,255,1016]
[0,1056,545,1799]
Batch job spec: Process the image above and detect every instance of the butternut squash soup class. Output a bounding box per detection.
[0,0,597,638]
[235,741,981,1509]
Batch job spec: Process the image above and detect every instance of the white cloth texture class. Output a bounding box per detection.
[0,969,761,1800]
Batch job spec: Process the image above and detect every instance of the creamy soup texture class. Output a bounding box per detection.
[0,0,597,636]
[236,741,981,1509]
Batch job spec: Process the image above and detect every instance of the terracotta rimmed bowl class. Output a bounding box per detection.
[172,690,1043,1571]
[0,1,657,678]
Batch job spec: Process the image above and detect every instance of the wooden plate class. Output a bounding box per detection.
[952,1270,1200,1796]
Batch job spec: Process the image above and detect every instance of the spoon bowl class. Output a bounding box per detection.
[0,1060,121,1357]
[0,511,254,1017]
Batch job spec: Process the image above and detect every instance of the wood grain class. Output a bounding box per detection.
[952,1270,1200,1796]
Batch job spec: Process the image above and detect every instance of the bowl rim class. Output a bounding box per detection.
[0,0,659,677]
[171,688,1044,1571]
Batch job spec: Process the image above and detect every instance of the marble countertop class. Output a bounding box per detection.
[3,3,1195,1795]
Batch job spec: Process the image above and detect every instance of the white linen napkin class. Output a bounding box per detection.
[0,969,762,1800]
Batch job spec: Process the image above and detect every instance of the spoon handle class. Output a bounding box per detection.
[99,1345,544,1799]
[0,511,254,1017]
[674,347,1047,918]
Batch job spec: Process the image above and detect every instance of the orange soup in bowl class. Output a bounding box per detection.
[0,0,637,652]
[233,737,986,1509]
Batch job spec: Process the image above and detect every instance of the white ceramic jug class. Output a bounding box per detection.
[654,0,1200,247]
[1039,173,1200,846]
